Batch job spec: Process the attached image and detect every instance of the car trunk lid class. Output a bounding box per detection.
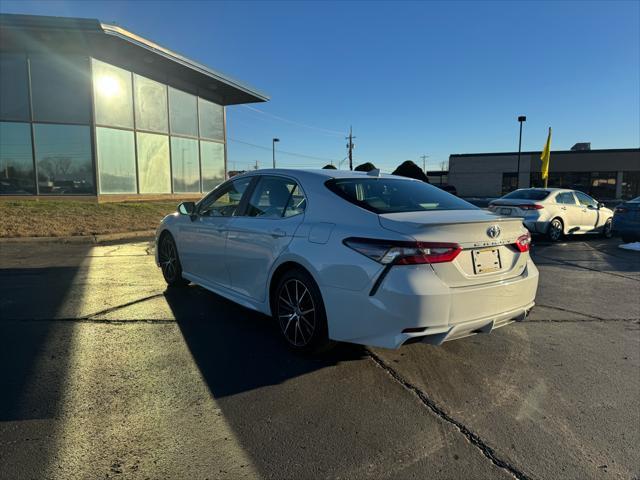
[379,210,530,287]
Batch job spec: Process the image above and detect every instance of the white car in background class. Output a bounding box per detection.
[156,169,539,352]
[489,188,614,242]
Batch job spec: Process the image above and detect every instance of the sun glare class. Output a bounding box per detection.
[96,75,121,97]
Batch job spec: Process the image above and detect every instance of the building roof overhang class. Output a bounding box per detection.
[0,13,269,106]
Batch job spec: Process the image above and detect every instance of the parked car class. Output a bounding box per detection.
[488,188,613,242]
[612,196,640,243]
[156,169,539,352]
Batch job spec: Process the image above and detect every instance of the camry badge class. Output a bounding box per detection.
[487,225,501,239]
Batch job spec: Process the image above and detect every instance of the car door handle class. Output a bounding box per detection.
[270,228,287,238]
[560,207,567,210]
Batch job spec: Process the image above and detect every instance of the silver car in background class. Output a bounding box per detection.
[489,188,614,241]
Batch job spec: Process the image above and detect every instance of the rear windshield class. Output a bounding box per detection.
[503,189,550,200]
[325,178,477,214]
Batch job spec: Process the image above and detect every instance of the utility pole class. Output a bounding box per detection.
[254,160,259,170]
[440,160,447,185]
[346,126,356,170]
[419,154,429,173]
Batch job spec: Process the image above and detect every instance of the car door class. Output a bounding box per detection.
[225,175,307,302]
[555,192,582,232]
[575,191,600,230]
[177,176,253,287]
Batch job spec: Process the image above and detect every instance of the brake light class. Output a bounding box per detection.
[515,233,531,252]
[344,238,462,265]
[519,204,544,210]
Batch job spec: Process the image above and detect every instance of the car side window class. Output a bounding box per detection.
[245,176,305,218]
[556,192,576,205]
[575,191,597,208]
[199,177,252,217]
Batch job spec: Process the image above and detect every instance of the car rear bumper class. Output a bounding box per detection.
[322,259,539,349]
[523,220,549,234]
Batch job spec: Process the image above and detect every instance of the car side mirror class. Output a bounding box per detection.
[177,201,196,216]
[598,202,605,209]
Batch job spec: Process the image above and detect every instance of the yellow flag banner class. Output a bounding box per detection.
[540,127,552,184]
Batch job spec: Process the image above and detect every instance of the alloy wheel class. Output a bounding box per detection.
[159,236,178,281]
[277,279,316,347]
[549,220,562,241]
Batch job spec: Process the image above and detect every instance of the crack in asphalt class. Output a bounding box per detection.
[2,317,176,324]
[84,293,165,319]
[534,303,606,321]
[366,349,531,480]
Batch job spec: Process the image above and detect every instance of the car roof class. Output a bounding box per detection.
[236,168,414,181]
[513,187,574,193]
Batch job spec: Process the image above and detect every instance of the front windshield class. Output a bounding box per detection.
[325,178,477,214]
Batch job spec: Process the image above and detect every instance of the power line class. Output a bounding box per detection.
[240,105,344,137]
[228,137,341,164]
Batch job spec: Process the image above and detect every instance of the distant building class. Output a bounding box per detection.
[448,147,640,200]
[0,14,268,200]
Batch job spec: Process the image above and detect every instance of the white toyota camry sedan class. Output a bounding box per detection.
[156,169,539,352]
[488,188,614,242]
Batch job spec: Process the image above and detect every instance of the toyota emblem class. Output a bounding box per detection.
[487,225,501,239]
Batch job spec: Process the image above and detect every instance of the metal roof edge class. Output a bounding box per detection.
[100,22,270,102]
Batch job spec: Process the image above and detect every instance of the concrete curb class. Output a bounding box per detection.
[0,230,156,245]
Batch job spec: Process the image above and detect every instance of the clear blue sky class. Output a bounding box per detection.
[2,0,639,172]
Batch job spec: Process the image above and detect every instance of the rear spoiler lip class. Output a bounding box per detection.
[378,216,523,228]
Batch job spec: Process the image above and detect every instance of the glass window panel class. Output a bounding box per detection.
[200,140,225,192]
[96,127,136,194]
[33,124,94,195]
[0,54,30,121]
[136,132,170,193]
[199,177,252,217]
[622,171,640,200]
[134,74,168,133]
[92,59,133,129]
[0,122,35,194]
[169,87,197,136]
[30,55,91,124]
[246,176,304,218]
[171,137,200,193]
[198,98,224,141]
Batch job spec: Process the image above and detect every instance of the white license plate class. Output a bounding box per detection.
[472,248,502,274]
[499,208,512,215]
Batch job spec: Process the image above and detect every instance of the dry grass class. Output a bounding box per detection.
[0,200,183,238]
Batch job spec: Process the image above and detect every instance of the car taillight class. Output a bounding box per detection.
[343,238,462,265]
[519,204,544,210]
[515,233,531,252]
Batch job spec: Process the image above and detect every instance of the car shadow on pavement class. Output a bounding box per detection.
[164,284,367,399]
[0,261,89,479]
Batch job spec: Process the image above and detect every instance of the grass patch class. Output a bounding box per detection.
[0,200,183,238]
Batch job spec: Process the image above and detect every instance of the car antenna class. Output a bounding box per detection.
[367,168,381,177]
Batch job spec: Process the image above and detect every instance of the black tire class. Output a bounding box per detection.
[273,268,332,354]
[601,218,613,238]
[158,233,189,287]
[547,218,564,242]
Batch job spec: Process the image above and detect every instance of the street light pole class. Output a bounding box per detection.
[272,138,280,169]
[516,115,526,189]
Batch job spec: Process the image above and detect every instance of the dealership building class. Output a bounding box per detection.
[0,13,268,200]
[448,145,640,200]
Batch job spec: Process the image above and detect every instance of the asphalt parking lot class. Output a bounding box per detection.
[1,237,638,479]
